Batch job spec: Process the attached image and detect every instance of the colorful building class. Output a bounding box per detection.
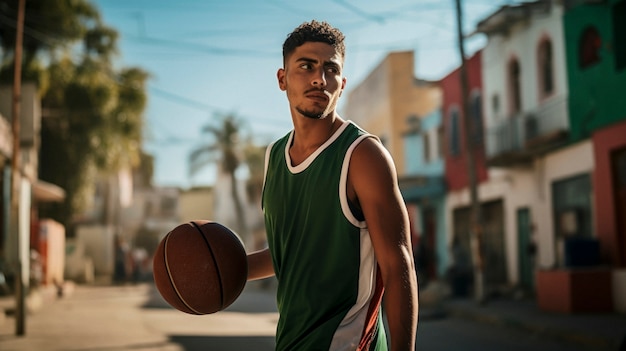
[477,0,572,293]
[340,0,625,313]
[401,107,447,281]
[440,49,514,298]
[562,0,626,313]
[342,51,446,283]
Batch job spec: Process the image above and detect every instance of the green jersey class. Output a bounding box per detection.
[262,121,387,351]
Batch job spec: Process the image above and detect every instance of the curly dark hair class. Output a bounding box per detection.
[282,20,346,65]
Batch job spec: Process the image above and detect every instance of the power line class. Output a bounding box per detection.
[147,85,290,129]
[122,32,277,58]
[103,1,515,62]
[332,0,387,24]
[149,86,221,113]
[0,12,64,48]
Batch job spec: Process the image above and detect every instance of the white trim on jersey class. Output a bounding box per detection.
[330,122,379,351]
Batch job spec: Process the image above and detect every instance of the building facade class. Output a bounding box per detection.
[476,0,574,296]
[0,83,65,293]
[338,0,625,313]
[342,50,446,284]
[441,49,517,297]
[342,51,442,174]
[562,0,626,312]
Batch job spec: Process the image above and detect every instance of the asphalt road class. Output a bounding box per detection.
[0,281,596,351]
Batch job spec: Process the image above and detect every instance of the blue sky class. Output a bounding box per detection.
[92,0,511,188]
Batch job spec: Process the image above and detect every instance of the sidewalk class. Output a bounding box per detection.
[0,282,69,326]
[0,280,281,351]
[0,283,185,351]
[420,282,626,351]
[0,281,81,334]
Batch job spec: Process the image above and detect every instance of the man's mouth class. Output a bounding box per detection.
[305,90,330,102]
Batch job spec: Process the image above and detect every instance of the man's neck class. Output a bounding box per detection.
[289,114,344,166]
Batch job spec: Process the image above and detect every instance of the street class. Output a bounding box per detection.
[0,282,598,351]
[415,315,594,351]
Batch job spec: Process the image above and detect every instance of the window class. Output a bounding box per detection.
[449,107,461,156]
[552,174,593,238]
[470,92,484,145]
[406,114,421,135]
[552,173,594,267]
[491,94,500,117]
[538,38,554,97]
[508,59,522,114]
[437,126,445,159]
[579,26,602,69]
[423,132,431,163]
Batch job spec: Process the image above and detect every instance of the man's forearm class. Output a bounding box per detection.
[384,270,418,350]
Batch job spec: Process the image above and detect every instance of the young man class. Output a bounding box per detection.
[247,20,418,351]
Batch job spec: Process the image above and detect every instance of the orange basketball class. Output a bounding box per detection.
[152,220,248,315]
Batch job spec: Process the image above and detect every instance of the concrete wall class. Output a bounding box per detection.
[179,186,214,223]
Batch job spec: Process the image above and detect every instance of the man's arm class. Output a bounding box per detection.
[247,248,275,281]
[349,137,418,351]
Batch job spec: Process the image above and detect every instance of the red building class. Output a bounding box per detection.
[441,50,488,191]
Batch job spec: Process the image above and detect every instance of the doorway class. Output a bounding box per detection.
[612,147,626,266]
[517,207,535,292]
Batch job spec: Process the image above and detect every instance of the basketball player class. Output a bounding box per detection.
[247,20,418,351]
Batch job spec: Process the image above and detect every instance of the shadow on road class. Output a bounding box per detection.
[169,335,275,351]
[142,282,175,309]
[142,281,278,314]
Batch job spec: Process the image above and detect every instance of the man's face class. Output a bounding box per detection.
[277,42,346,120]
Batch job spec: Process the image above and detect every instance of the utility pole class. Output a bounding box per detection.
[454,0,485,303]
[11,0,27,336]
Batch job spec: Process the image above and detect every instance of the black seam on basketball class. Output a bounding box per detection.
[163,234,177,299]
[164,231,202,315]
[191,221,224,310]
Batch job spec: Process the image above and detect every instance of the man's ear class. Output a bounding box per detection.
[277,68,286,91]
[339,76,347,96]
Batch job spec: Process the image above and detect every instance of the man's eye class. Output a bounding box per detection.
[300,63,311,70]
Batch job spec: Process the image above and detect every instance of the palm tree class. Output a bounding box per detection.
[189,113,249,240]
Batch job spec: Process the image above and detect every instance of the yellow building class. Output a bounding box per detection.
[342,51,441,175]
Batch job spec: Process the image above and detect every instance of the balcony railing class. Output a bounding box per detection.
[486,95,570,165]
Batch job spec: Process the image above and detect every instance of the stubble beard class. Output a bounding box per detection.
[296,95,337,120]
[296,106,329,120]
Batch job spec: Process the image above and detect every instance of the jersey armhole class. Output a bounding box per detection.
[261,141,276,211]
[339,134,376,228]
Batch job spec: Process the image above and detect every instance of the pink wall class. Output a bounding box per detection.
[441,50,488,191]
[592,120,626,266]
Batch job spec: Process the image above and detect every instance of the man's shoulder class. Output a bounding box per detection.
[269,130,292,148]
[348,132,393,174]
[344,120,366,134]
[342,120,380,143]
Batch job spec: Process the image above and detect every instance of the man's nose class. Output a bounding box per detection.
[312,69,326,87]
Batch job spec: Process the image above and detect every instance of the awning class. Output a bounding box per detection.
[33,180,66,202]
[399,175,446,202]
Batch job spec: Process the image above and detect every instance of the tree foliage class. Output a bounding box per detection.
[0,0,99,63]
[0,0,151,231]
